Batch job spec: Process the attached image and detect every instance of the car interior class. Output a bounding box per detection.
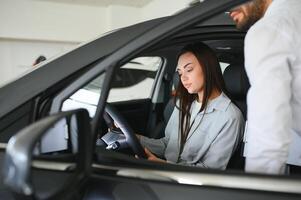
[77,32,250,199]
[92,34,249,169]
[38,26,248,169]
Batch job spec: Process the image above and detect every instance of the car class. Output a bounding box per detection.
[0,0,301,199]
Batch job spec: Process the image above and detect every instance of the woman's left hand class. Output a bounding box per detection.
[144,148,166,163]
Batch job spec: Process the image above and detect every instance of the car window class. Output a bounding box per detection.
[108,57,162,102]
[61,73,105,117]
[61,57,162,117]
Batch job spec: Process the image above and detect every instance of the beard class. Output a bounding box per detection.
[236,0,266,31]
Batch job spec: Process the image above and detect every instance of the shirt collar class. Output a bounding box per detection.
[199,92,231,114]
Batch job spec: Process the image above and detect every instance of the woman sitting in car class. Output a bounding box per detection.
[137,42,244,170]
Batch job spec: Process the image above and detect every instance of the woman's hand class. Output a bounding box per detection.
[144,148,166,163]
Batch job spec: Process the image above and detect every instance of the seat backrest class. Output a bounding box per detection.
[223,63,250,170]
[223,63,250,119]
[151,73,178,139]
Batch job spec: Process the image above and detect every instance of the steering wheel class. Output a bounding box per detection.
[103,104,146,158]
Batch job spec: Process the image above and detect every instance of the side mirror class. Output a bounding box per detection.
[2,109,92,198]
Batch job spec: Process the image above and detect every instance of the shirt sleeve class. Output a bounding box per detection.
[244,20,295,174]
[140,135,169,158]
[178,115,244,169]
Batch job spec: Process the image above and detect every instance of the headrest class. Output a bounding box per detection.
[223,63,250,100]
[172,72,180,89]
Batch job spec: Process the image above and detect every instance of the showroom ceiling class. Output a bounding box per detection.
[36,0,153,7]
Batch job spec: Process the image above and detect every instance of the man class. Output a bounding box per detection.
[229,0,301,174]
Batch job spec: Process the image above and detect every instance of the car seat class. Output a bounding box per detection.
[223,63,250,119]
[151,73,179,139]
[223,62,250,169]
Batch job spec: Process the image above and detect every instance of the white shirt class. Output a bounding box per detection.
[244,0,301,174]
[190,100,202,124]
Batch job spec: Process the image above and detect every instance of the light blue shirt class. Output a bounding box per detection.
[140,93,245,170]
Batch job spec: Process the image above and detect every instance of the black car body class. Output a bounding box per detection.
[0,0,301,199]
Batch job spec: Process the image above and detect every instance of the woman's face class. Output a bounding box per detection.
[177,52,205,95]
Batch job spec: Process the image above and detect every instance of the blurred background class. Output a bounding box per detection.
[0,0,197,86]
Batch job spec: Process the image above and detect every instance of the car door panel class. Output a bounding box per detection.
[82,175,301,200]
[0,101,34,142]
[0,151,14,200]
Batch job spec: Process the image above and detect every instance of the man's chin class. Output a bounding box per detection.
[236,22,251,31]
[236,17,258,31]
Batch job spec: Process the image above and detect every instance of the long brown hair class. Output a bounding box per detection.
[174,42,225,151]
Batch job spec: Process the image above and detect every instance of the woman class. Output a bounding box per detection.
[138,42,245,170]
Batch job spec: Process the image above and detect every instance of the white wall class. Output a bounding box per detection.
[0,0,192,86]
[0,0,107,42]
[0,39,76,86]
[0,0,192,44]
[141,0,192,21]
[106,5,141,30]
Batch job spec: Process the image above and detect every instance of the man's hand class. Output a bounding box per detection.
[144,148,166,163]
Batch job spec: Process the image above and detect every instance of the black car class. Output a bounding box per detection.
[0,0,300,199]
